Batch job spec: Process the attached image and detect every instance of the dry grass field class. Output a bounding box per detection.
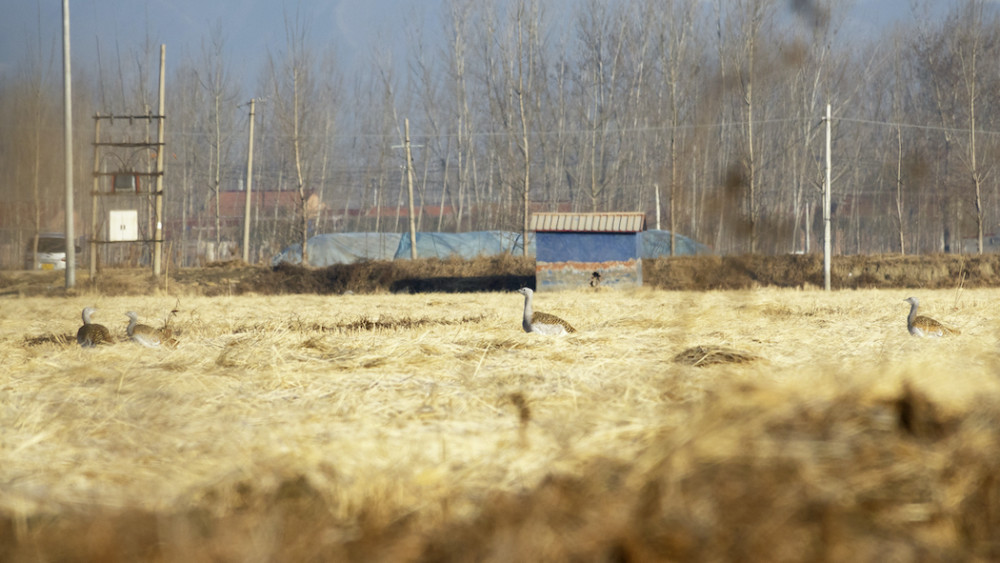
[2,285,1000,560]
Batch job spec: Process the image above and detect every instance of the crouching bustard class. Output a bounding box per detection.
[517,287,576,335]
[77,307,112,347]
[903,297,959,338]
[125,311,177,348]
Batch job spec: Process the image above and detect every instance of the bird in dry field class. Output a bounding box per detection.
[903,297,959,337]
[517,287,576,335]
[77,306,112,347]
[125,311,177,348]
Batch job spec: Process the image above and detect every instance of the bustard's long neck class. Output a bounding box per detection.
[522,292,534,329]
[127,316,137,336]
[82,309,91,325]
[907,301,919,326]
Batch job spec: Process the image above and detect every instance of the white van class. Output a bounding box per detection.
[26,233,79,270]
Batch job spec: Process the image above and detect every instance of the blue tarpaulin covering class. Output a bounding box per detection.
[640,230,712,257]
[272,229,708,266]
[394,230,532,260]
[271,232,402,267]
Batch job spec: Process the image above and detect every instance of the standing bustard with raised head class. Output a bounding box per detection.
[125,311,177,348]
[77,306,112,347]
[903,297,959,337]
[517,287,576,335]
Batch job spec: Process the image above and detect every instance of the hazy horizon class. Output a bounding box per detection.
[0,0,956,92]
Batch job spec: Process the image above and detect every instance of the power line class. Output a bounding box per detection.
[36,111,998,143]
[836,116,1000,137]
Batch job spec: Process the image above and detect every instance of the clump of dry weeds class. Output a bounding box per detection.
[673,345,761,366]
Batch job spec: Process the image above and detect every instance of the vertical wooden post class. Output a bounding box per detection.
[242,99,256,263]
[153,44,165,277]
[404,118,418,259]
[91,117,100,279]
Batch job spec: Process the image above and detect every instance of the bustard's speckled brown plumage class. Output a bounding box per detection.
[517,287,576,335]
[76,307,112,347]
[904,297,959,337]
[125,311,177,348]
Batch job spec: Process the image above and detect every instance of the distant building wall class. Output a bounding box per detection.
[531,212,645,291]
[536,231,642,290]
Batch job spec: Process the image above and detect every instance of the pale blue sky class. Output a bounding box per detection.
[0,0,443,81]
[0,0,959,85]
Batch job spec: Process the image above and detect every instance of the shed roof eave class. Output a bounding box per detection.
[529,212,646,233]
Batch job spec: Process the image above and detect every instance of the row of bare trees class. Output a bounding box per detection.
[3,0,1000,268]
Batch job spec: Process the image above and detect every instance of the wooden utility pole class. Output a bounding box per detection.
[823,103,832,291]
[62,0,75,288]
[90,119,100,278]
[242,98,256,263]
[404,118,418,259]
[153,44,166,277]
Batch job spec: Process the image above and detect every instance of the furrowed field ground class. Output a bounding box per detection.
[2,258,1000,561]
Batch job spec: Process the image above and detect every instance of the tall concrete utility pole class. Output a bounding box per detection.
[62,0,75,288]
[242,98,256,263]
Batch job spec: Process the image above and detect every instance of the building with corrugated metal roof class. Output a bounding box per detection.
[530,212,645,291]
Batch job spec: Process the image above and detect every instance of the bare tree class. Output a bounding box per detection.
[197,23,239,258]
[314,49,343,235]
[167,59,207,266]
[6,48,60,268]
[952,1,993,253]
[475,0,545,244]
[907,0,1000,254]
[270,11,319,265]
[646,0,699,253]
[729,0,777,253]
[514,2,537,253]
[574,0,629,212]
[891,36,907,254]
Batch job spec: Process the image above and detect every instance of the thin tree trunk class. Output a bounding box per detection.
[895,125,905,254]
[292,66,309,265]
[516,7,531,255]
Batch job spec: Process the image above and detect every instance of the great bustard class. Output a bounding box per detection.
[517,287,576,335]
[77,307,112,347]
[125,311,177,348]
[903,297,959,337]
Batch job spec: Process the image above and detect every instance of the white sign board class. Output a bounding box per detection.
[109,210,139,242]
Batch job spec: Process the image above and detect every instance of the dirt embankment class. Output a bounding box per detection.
[0,253,995,296]
[645,253,999,290]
